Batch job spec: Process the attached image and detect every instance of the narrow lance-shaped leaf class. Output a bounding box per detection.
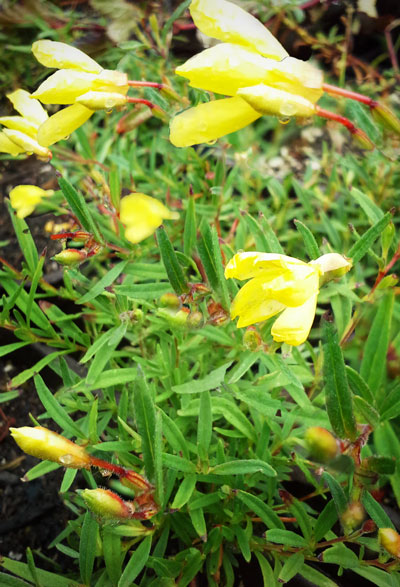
[133,367,156,482]
[294,219,320,259]
[348,211,392,264]
[58,177,102,242]
[156,226,188,295]
[322,314,357,440]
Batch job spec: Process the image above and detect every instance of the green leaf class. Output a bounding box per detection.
[362,491,395,529]
[322,543,359,568]
[118,535,152,587]
[6,200,38,275]
[162,453,196,473]
[188,506,207,538]
[348,187,383,224]
[211,459,276,477]
[237,490,284,529]
[171,474,196,509]
[258,212,284,254]
[157,226,188,295]
[322,472,347,516]
[134,368,156,482]
[278,553,305,583]
[354,565,399,587]
[177,548,203,587]
[103,527,123,586]
[353,395,380,428]
[115,282,173,299]
[159,409,189,459]
[77,260,128,303]
[197,390,212,462]
[345,366,375,405]
[86,322,127,385]
[183,195,196,256]
[34,374,84,438]
[348,211,392,263]
[254,552,277,587]
[0,572,31,586]
[79,512,99,585]
[360,291,394,393]
[197,223,220,292]
[314,500,338,542]
[172,362,232,394]
[266,529,306,548]
[0,341,30,358]
[10,350,69,388]
[0,558,80,587]
[294,219,320,259]
[58,177,102,241]
[323,316,357,440]
[300,564,340,587]
[234,525,251,563]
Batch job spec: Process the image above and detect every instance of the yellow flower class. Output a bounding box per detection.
[32,40,129,108]
[170,0,323,147]
[10,426,91,469]
[0,89,51,158]
[9,184,55,218]
[225,252,351,346]
[119,193,179,244]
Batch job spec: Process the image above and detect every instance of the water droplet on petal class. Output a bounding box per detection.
[206,139,217,145]
[278,117,290,125]
[59,454,74,465]
[279,102,297,117]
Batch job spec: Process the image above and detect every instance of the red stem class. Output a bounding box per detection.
[126,97,156,109]
[315,105,357,133]
[128,80,163,90]
[322,83,378,108]
[89,455,152,490]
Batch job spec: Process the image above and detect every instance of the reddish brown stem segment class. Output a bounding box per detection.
[126,97,156,109]
[322,83,378,108]
[315,105,357,132]
[89,455,152,490]
[128,80,163,90]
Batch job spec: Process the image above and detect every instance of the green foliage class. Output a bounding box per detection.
[1,1,400,585]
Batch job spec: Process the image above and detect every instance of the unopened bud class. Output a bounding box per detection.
[376,274,399,290]
[76,91,128,111]
[187,310,204,329]
[350,127,375,150]
[151,104,169,123]
[82,488,133,519]
[305,426,338,462]
[243,327,262,351]
[158,307,190,328]
[381,221,395,260]
[379,528,400,558]
[10,426,91,469]
[311,253,352,284]
[371,102,400,136]
[53,248,87,266]
[119,469,152,492]
[160,81,182,103]
[160,292,181,308]
[341,501,365,533]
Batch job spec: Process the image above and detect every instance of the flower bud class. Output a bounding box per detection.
[151,104,169,123]
[10,426,91,468]
[81,488,133,519]
[371,102,400,136]
[341,501,365,533]
[160,292,181,308]
[187,310,204,329]
[243,327,262,351]
[53,248,88,266]
[76,91,127,111]
[379,528,400,558]
[305,426,338,462]
[311,253,352,283]
[351,127,375,150]
[381,221,395,261]
[158,307,190,328]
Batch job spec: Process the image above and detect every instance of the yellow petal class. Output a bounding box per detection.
[6,89,48,125]
[170,96,261,147]
[10,426,91,468]
[76,91,127,110]
[32,39,103,73]
[36,104,93,146]
[238,84,316,118]
[2,129,51,158]
[231,277,286,327]
[190,0,288,60]
[225,252,309,281]
[9,185,53,218]
[0,131,26,155]
[176,43,271,95]
[0,116,38,137]
[120,193,179,244]
[264,57,323,102]
[92,69,129,93]
[32,70,98,104]
[271,293,318,346]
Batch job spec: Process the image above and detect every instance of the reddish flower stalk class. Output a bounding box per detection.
[322,83,378,108]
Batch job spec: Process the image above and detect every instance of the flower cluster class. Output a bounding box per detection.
[225,252,351,346]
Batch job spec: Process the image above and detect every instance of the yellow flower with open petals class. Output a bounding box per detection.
[120,193,179,244]
[32,40,129,108]
[0,89,51,158]
[9,184,55,218]
[170,0,323,147]
[225,252,351,346]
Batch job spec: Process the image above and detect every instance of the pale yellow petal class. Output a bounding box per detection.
[36,104,93,147]
[0,131,26,155]
[32,70,97,104]
[92,70,129,93]
[190,0,288,60]
[264,57,323,102]
[6,89,48,125]
[271,293,318,346]
[170,96,261,147]
[2,129,51,158]
[224,252,309,281]
[32,40,102,73]
[76,91,127,110]
[0,116,38,137]
[238,84,316,118]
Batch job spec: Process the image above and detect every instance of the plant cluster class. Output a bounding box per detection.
[1,0,400,585]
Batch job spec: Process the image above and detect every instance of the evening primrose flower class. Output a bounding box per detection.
[32,40,129,109]
[170,0,323,147]
[120,193,179,244]
[0,89,51,158]
[225,252,351,346]
[9,184,55,218]
[10,426,91,469]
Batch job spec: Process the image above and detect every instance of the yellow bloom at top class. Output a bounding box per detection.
[119,193,179,244]
[32,40,129,109]
[9,184,55,218]
[225,252,351,346]
[170,0,323,147]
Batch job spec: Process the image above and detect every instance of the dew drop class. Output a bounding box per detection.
[278,117,290,125]
[206,139,217,145]
[105,109,113,115]
[279,102,297,117]
[59,454,74,465]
